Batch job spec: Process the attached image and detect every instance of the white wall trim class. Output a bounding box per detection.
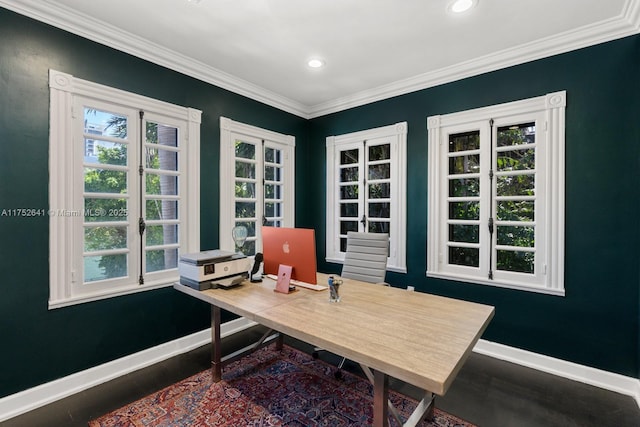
[1,0,638,119]
[1,320,638,423]
[47,70,202,308]
[426,91,566,295]
[0,0,308,118]
[306,1,640,118]
[0,317,258,423]
[325,122,408,273]
[474,339,640,408]
[218,116,296,252]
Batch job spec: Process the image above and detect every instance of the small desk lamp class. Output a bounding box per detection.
[232,225,262,282]
[231,225,248,253]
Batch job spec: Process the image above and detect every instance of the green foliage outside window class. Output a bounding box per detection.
[448,124,536,274]
[84,115,171,282]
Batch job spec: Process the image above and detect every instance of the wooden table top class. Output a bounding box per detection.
[174,272,494,396]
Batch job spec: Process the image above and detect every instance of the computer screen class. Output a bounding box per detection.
[262,226,317,284]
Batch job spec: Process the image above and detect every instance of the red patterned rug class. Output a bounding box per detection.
[89,345,475,426]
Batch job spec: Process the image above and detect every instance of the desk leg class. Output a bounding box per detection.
[403,391,436,426]
[373,369,389,427]
[276,332,284,351]
[211,306,222,382]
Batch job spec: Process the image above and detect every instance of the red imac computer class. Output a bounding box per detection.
[262,226,317,284]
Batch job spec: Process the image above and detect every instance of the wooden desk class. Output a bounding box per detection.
[174,273,494,427]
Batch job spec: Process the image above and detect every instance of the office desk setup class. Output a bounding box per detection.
[174,273,494,427]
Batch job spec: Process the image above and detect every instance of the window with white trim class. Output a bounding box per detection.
[49,70,201,308]
[326,122,407,272]
[427,91,565,295]
[219,117,295,255]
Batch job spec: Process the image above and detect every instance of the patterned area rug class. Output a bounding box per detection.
[89,345,475,426]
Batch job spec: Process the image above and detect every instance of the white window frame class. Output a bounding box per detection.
[427,91,565,296]
[219,117,295,254]
[326,122,407,273]
[49,70,201,308]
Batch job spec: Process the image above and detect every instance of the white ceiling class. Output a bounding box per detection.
[2,0,639,118]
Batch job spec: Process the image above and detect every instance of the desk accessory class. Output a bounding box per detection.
[250,253,263,282]
[231,225,248,253]
[274,264,295,294]
[328,276,342,302]
[264,274,328,291]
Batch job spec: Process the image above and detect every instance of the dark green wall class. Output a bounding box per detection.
[0,8,308,398]
[310,35,640,378]
[1,5,639,400]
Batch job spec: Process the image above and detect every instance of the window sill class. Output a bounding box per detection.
[48,279,177,310]
[426,271,565,297]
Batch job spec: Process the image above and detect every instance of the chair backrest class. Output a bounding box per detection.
[340,232,389,284]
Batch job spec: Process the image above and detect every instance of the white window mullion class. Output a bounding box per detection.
[357,143,366,235]
[361,140,369,235]
[480,122,492,280]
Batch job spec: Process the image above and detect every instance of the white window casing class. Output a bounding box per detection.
[427,91,565,295]
[49,70,201,308]
[219,117,295,254]
[326,122,407,273]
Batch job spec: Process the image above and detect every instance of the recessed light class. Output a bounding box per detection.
[307,59,325,68]
[448,0,478,14]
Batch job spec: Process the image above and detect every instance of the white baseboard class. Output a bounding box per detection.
[474,339,640,408]
[0,317,258,423]
[1,319,638,423]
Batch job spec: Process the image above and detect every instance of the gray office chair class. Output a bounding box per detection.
[314,231,389,377]
[341,231,389,284]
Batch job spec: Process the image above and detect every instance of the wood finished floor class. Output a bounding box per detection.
[4,325,639,427]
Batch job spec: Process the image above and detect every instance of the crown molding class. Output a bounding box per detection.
[1,0,639,119]
[306,0,640,118]
[626,0,640,30]
[0,0,309,118]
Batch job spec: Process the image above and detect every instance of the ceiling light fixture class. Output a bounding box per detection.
[307,59,325,68]
[448,0,478,14]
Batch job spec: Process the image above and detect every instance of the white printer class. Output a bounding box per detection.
[179,249,251,290]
